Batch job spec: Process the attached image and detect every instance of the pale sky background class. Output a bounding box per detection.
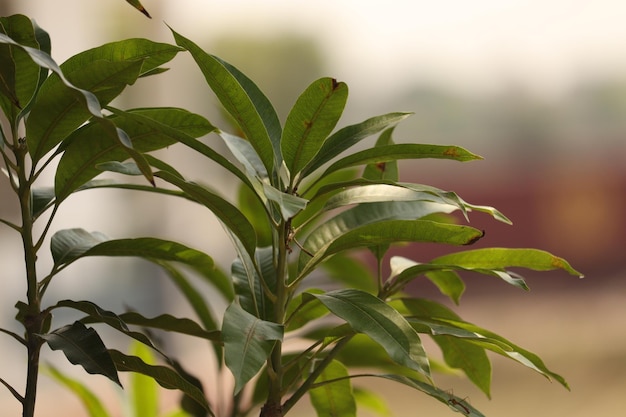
[13,0,626,98]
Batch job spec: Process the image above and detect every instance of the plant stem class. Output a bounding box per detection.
[16,144,43,417]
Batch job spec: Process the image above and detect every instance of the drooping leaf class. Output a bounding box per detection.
[308,289,431,377]
[39,321,121,386]
[222,303,283,394]
[398,298,491,397]
[109,350,213,415]
[282,77,348,183]
[301,112,412,177]
[308,360,356,417]
[55,107,214,200]
[155,170,257,258]
[362,374,485,417]
[171,29,281,176]
[408,316,569,388]
[43,364,112,417]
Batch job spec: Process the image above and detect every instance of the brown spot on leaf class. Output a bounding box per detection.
[464,230,485,245]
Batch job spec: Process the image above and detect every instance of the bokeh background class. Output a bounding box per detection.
[1,1,625,416]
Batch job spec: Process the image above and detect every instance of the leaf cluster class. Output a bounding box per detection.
[0,12,583,417]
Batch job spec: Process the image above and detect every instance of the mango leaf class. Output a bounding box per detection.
[301,112,412,177]
[309,360,356,417]
[361,374,485,417]
[282,77,348,182]
[55,107,214,200]
[222,303,283,394]
[51,229,213,270]
[50,228,109,266]
[130,341,158,417]
[43,364,112,417]
[285,289,328,332]
[125,0,152,18]
[320,144,481,178]
[26,59,144,164]
[431,248,584,278]
[39,321,121,386]
[298,219,484,279]
[155,170,257,258]
[171,29,281,176]
[307,289,431,378]
[398,298,491,397]
[117,312,220,341]
[219,131,268,180]
[362,127,398,181]
[232,246,276,320]
[109,350,213,415]
[60,38,179,79]
[0,15,42,117]
[409,316,569,389]
[320,253,377,293]
[262,182,308,220]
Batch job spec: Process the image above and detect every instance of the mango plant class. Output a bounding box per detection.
[0,14,218,417]
[0,12,583,417]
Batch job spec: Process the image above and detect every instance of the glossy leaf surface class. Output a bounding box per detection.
[308,289,430,377]
[222,303,283,394]
[39,321,121,386]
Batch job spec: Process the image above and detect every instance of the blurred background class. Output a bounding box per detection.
[1,0,624,416]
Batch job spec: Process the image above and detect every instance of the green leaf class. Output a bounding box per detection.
[362,127,398,181]
[222,303,283,394]
[171,29,281,176]
[431,248,584,278]
[364,374,485,417]
[26,59,144,163]
[299,219,484,279]
[388,256,466,303]
[61,38,179,79]
[320,253,377,293]
[117,311,220,341]
[353,387,392,417]
[130,341,159,417]
[285,289,328,332]
[301,112,412,177]
[232,246,276,320]
[399,298,491,397]
[262,182,308,220]
[282,77,348,183]
[308,289,430,378]
[43,364,112,417]
[409,316,569,389]
[55,107,214,200]
[321,144,481,178]
[39,321,121,386]
[109,350,213,415]
[0,15,42,117]
[155,170,257,258]
[309,360,356,417]
[125,0,152,18]
[50,228,110,266]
